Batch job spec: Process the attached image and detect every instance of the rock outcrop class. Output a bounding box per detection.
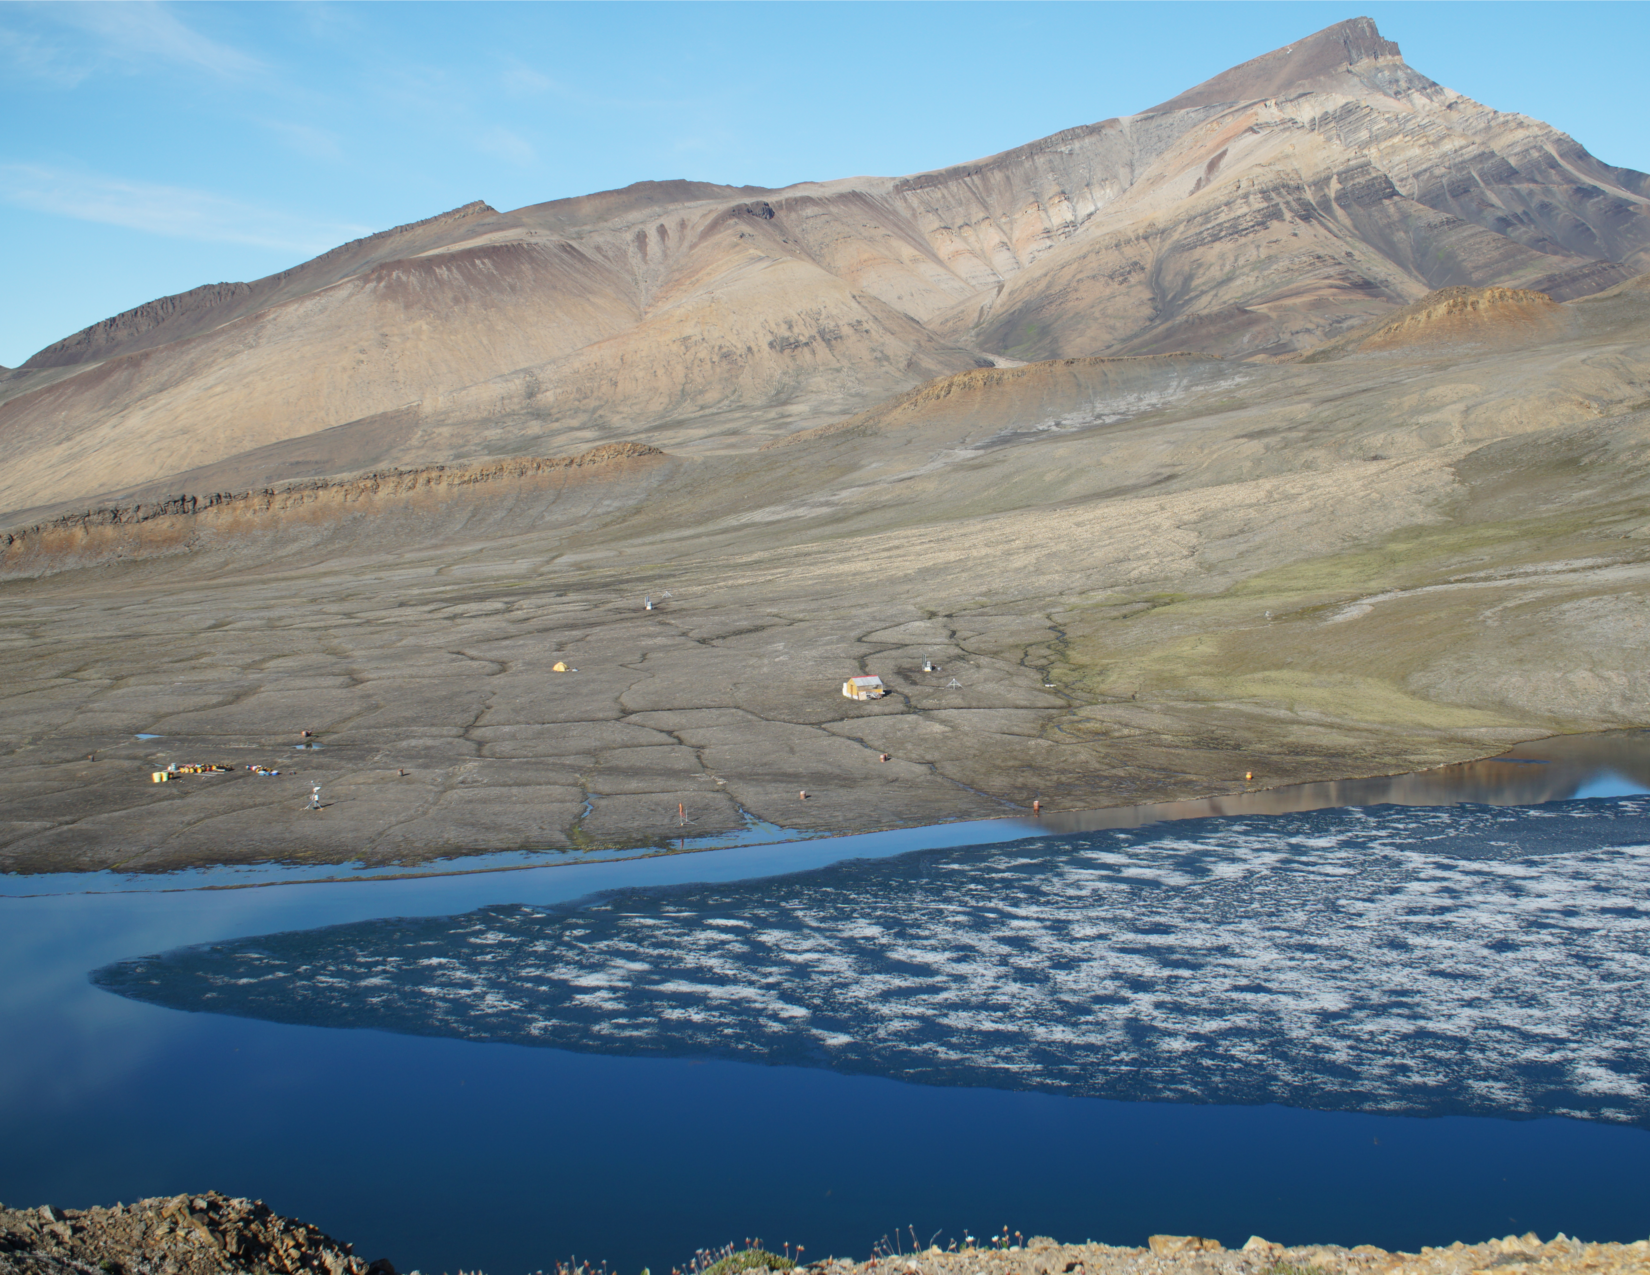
[1301,285,1571,358]
[0,1193,393,1275]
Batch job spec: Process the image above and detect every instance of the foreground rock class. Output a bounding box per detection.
[0,1193,393,1275]
[5,1207,1649,1275]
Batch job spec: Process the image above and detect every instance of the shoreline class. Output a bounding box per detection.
[3,727,1648,895]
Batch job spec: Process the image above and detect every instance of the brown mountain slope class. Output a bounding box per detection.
[3,16,1647,519]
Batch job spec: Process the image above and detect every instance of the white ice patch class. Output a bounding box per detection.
[95,799,1650,1125]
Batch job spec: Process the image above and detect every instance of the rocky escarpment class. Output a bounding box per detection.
[1359,287,1563,350]
[1300,286,1567,359]
[20,282,259,371]
[0,442,663,564]
[0,1193,395,1275]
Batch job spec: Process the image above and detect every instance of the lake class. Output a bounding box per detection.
[4,734,1650,1273]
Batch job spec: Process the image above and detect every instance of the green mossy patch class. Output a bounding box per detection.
[701,1251,795,1275]
[1046,507,1648,737]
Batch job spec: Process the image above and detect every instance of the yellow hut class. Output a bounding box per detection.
[842,675,887,701]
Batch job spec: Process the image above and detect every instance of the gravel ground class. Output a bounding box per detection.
[819,1233,1650,1275]
[3,1200,1646,1275]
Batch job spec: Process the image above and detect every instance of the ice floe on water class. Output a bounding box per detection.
[93,798,1650,1124]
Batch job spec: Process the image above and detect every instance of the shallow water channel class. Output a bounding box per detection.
[4,733,1650,1273]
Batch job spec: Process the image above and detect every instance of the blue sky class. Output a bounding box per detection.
[3,1,1647,368]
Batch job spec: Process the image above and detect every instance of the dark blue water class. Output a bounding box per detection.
[5,744,1650,1273]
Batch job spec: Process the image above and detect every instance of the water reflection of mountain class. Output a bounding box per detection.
[1035,730,1650,835]
[95,798,1650,1127]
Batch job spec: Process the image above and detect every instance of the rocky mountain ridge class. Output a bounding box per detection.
[17,202,503,373]
[2,17,1647,517]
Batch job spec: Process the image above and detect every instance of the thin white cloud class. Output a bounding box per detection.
[292,1,367,45]
[476,126,536,167]
[499,64,554,98]
[491,56,692,113]
[47,1,262,80]
[259,118,345,162]
[0,164,371,254]
[0,24,89,86]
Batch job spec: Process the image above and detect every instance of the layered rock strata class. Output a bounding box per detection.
[0,443,664,575]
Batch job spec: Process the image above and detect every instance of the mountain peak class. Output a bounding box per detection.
[1147,17,1403,113]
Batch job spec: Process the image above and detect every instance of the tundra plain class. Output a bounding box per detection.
[3,274,1648,873]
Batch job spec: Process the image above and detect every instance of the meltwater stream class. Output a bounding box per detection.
[5,736,1650,1274]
